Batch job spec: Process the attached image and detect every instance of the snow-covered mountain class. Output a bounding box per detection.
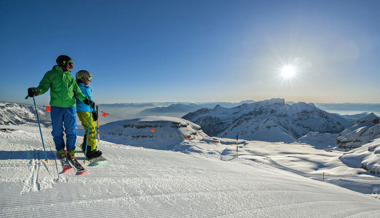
[138,101,256,117]
[337,113,380,150]
[316,103,380,116]
[101,116,209,150]
[0,102,50,125]
[183,98,352,143]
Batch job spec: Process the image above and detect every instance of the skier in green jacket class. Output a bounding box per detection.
[27,55,93,160]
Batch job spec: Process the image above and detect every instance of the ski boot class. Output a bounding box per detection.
[86,149,102,159]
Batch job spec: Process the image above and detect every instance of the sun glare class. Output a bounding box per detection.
[281,65,296,79]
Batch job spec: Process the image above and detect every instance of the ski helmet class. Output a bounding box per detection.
[76,70,92,82]
[56,55,73,67]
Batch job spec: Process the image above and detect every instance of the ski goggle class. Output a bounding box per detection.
[68,60,74,69]
[87,76,92,81]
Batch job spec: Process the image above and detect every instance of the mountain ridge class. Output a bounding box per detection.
[183,98,353,143]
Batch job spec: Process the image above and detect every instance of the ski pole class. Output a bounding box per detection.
[96,105,100,142]
[31,96,49,162]
[84,103,93,163]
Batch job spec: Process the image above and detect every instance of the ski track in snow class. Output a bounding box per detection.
[23,158,41,193]
[0,125,380,217]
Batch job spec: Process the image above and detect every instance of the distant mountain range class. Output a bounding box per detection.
[139,103,201,116]
[99,102,156,108]
[138,101,255,117]
[96,101,380,119]
[315,103,380,114]
[182,98,380,146]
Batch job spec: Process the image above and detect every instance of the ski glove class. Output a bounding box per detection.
[83,99,95,108]
[92,111,98,121]
[28,87,40,97]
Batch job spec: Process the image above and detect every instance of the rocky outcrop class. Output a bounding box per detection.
[340,138,380,175]
[337,113,380,150]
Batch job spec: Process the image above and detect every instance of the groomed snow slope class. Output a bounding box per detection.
[0,125,379,217]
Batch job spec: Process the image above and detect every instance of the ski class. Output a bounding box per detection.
[66,155,88,175]
[60,156,73,174]
[88,155,108,166]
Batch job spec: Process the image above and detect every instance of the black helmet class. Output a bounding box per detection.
[56,55,73,66]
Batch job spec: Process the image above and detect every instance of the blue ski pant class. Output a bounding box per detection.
[51,106,77,153]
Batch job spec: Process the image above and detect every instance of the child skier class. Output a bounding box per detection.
[27,55,92,160]
[75,70,103,159]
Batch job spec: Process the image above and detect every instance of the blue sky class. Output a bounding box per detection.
[1,0,379,105]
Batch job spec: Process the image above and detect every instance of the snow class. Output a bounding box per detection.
[296,132,338,149]
[1,120,380,217]
[99,116,207,149]
[340,138,380,175]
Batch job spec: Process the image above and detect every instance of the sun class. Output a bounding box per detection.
[280,64,296,79]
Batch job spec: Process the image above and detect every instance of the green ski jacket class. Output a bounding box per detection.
[37,65,87,108]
